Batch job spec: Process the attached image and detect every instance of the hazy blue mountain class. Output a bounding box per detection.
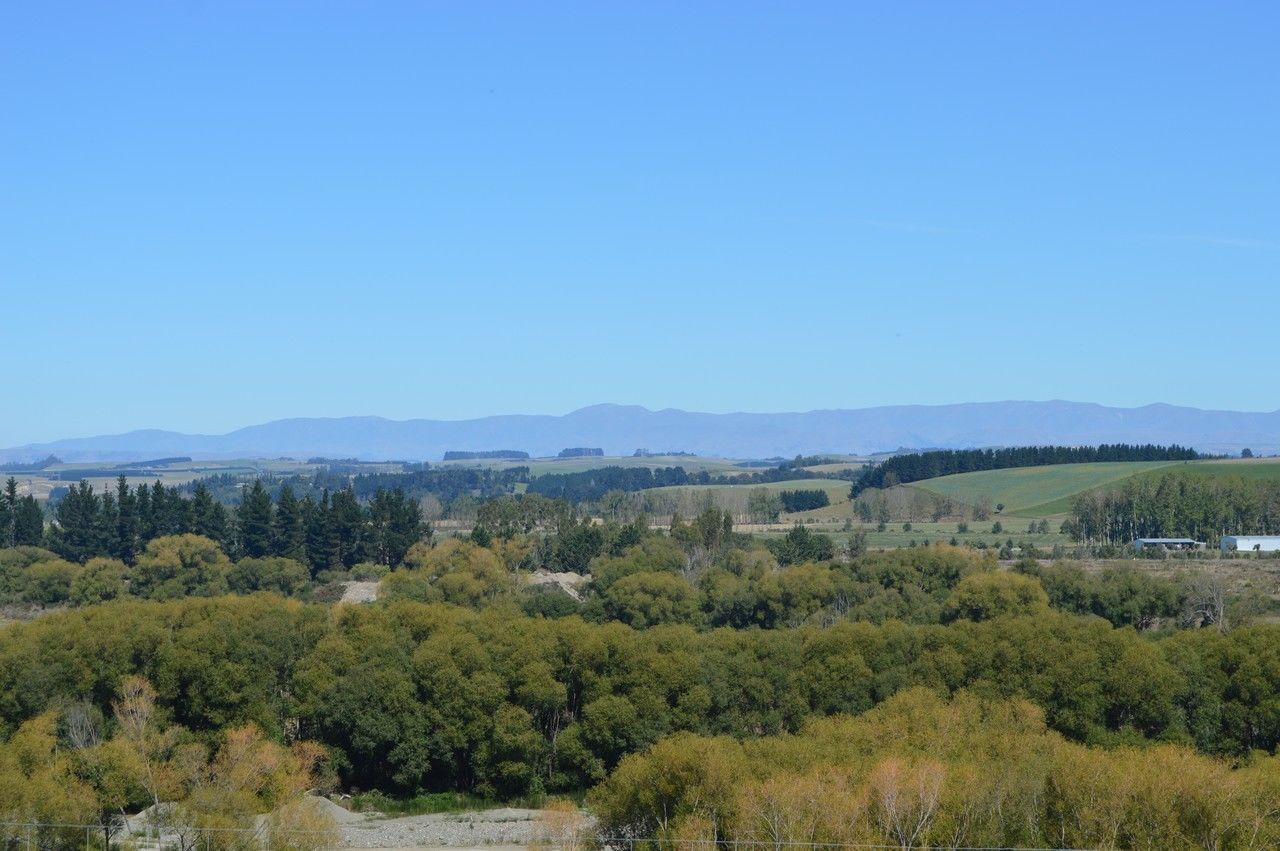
[2,401,1277,463]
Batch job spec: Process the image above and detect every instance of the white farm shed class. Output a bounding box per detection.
[1220,536,1280,553]
[1133,538,1201,552]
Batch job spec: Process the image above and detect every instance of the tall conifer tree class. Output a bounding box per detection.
[0,477,15,548]
[13,495,43,546]
[304,491,334,575]
[273,483,307,561]
[237,480,274,558]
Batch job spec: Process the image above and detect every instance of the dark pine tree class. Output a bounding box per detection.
[112,476,140,563]
[99,489,119,558]
[0,477,15,548]
[237,480,275,559]
[303,491,334,576]
[273,483,307,561]
[13,495,44,546]
[190,482,230,548]
[366,488,426,566]
[50,481,105,562]
[328,487,366,568]
[135,483,154,541]
[149,481,190,538]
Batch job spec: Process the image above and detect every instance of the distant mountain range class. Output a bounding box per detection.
[1,402,1277,463]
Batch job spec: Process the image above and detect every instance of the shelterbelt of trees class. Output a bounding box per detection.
[3,476,427,575]
[851,443,1206,495]
[1067,471,1280,545]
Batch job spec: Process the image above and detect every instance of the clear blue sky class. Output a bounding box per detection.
[2,1,1276,446]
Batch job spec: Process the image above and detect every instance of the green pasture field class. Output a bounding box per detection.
[800,461,866,475]
[1007,457,1280,516]
[1133,457,1280,483]
[908,461,1187,518]
[902,457,1280,520]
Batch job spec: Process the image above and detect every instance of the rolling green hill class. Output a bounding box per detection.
[1133,458,1280,483]
[910,461,1185,517]
[909,457,1280,518]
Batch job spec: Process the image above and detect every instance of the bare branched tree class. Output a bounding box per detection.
[869,758,945,851]
[63,701,101,750]
[1183,573,1230,633]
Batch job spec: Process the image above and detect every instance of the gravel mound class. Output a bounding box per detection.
[340,806,559,848]
[339,581,380,604]
[313,795,375,824]
[527,571,589,601]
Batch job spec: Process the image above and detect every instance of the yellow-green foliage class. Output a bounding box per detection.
[130,534,232,599]
[912,461,1184,517]
[0,676,333,847]
[590,688,1280,849]
[71,556,128,605]
[2,593,1279,803]
[382,538,515,605]
[943,570,1050,622]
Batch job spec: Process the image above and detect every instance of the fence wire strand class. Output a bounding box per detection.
[0,821,1095,851]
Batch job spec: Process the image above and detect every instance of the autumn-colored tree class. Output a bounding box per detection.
[172,725,329,834]
[532,798,591,851]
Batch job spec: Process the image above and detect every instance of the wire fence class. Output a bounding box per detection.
[595,839,1092,851]
[0,822,1098,851]
[0,820,335,851]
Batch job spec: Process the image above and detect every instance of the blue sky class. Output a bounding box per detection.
[2,1,1276,446]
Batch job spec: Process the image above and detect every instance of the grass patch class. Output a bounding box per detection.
[349,790,503,816]
[906,458,1280,520]
[1134,458,1280,483]
[349,788,587,816]
[910,461,1185,517]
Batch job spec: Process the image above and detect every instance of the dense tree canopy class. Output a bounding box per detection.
[1,469,1279,842]
[590,688,1280,849]
[2,582,1279,807]
[1067,471,1280,545]
[778,489,830,513]
[35,478,428,573]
